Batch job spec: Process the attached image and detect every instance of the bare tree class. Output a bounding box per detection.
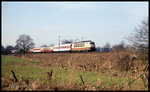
[112,41,126,51]
[103,42,111,52]
[118,41,126,51]
[49,44,55,47]
[1,45,5,54]
[15,34,35,54]
[4,45,14,55]
[74,39,80,42]
[61,39,73,44]
[40,45,48,47]
[127,17,148,53]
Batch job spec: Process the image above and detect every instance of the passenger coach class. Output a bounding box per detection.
[53,44,71,52]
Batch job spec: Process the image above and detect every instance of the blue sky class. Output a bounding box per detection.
[2,1,148,48]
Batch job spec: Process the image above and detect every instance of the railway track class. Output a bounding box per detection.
[25,51,102,55]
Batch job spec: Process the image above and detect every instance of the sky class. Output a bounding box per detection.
[2,1,148,48]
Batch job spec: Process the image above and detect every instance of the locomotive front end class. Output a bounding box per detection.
[89,41,96,51]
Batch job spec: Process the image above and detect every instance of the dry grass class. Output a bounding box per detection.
[21,50,134,72]
[2,50,148,91]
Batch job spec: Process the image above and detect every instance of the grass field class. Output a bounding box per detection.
[1,54,148,91]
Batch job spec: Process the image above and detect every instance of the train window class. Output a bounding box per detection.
[74,43,84,47]
[90,42,95,45]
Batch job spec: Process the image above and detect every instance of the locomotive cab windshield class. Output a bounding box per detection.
[90,42,95,45]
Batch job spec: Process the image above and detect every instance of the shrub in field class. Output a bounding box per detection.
[109,51,132,71]
[19,50,146,72]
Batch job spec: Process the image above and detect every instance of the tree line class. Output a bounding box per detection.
[1,40,127,54]
[1,34,35,55]
[1,17,148,58]
[96,41,128,52]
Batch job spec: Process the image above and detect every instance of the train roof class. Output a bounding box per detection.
[29,46,53,49]
[73,40,94,43]
[81,40,93,42]
[54,44,71,47]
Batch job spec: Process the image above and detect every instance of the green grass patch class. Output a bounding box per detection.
[2,65,51,82]
[1,56,40,66]
[1,55,130,87]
